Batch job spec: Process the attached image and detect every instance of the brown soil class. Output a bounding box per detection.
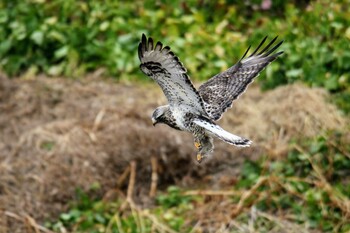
[0,74,347,232]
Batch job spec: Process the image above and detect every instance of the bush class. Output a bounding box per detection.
[0,0,349,109]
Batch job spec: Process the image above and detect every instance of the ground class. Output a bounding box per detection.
[0,74,348,232]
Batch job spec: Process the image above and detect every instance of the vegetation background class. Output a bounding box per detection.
[0,0,349,232]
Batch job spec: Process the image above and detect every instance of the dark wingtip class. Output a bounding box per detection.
[257,36,278,56]
[148,37,154,51]
[141,33,147,52]
[263,39,284,57]
[139,34,147,60]
[274,50,284,57]
[141,33,146,42]
[249,36,268,57]
[155,41,163,51]
[240,45,251,61]
[138,42,143,60]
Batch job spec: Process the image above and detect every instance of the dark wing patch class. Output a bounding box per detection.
[138,34,207,115]
[199,36,284,121]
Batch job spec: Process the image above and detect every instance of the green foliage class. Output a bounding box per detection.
[155,186,194,231]
[46,190,118,232]
[1,0,349,112]
[237,160,262,188]
[47,186,192,232]
[156,185,192,208]
[252,2,350,93]
[235,131,350,232]
[0,1,349,90]
[0,0,140,77]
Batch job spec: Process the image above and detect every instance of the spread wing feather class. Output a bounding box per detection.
[198,36,284,121]
[138,34,206,115]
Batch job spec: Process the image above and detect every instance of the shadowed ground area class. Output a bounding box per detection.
[0,75,348,232]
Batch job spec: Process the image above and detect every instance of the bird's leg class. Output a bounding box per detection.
[196,153,204,163]
[195,135,214,163]
[194,140,204,163]
[194,137,202,150]
[194,141,201,149]
[194,139,204,163]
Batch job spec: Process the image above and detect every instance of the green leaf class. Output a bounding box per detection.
[0,39,12,55]
[286,69,303,78]
[324,75,339,91]
[0,10,9,23]
[54,46,69,59]
[48,63,64,76]
[30,30,44,45]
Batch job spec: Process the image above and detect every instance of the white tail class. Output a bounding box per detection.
[193,119,252,147]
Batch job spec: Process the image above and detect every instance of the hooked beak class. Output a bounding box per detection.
[152,118,158,126]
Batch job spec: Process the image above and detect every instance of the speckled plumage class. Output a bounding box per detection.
[138,34,283,162]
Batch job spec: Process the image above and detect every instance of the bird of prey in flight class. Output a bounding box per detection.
[138,34,283,163]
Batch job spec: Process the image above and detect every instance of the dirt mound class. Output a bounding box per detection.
[0,74,347,231]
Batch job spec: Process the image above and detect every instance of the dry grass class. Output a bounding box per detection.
[0,74,348,232]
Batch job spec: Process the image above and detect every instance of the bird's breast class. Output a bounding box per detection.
[170,108,189,131]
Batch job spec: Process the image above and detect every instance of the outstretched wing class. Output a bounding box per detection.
[138,34,206,115]
[198,36,284,121]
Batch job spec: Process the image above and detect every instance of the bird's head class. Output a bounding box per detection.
[151,106,169,126]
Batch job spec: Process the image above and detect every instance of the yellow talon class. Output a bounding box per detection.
[194,142,201,149]
[197,154,203,163]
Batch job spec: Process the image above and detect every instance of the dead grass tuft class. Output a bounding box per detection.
[223,83,346,158]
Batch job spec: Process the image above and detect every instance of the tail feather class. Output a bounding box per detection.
[193,119,252,147]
